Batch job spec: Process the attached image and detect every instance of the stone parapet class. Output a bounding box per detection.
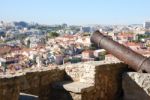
[0,60,129,100]
[0,67,65,100]
[123,72,150,100]
[56,61,128,100]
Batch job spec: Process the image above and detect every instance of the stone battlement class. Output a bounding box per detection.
[0,60,150,100]
[0,66,65,100]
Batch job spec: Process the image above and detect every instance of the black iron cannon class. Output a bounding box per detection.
[91,30,150,73]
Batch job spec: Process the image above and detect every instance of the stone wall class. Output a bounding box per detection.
[0,67,65,100]
[65,62,96,84]
[123,72,150,100]
[0,77,20,100]
[94,62,128,100]
[64,61,128,100]
[0,60,132,100]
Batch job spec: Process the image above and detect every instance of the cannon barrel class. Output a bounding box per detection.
[91,31,150,73]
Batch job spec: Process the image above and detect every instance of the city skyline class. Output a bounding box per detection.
[0,0,150,25]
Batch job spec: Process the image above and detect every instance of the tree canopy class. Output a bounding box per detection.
[48,32,59,38]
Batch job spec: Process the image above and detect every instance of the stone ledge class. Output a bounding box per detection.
[52,81,94,93]
[123,72,150,100]
[0,66,64,79]
[19,93,38,100]
[0,67,65,100]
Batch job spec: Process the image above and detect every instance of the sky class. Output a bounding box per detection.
[0,0,150,25]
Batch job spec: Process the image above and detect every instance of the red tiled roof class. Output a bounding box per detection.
[11,46,22,51]
[117,33,134,37]
[0,46,11,55]
[63,35,75,38]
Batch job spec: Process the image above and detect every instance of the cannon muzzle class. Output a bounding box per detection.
[91,31,150,73]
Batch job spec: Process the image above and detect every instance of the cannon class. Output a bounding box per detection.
[91,31,150,73]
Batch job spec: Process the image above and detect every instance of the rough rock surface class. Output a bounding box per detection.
[0,59,129,100]
[59,61,128,100]
[0,67,65,100]
[123,72,150,100]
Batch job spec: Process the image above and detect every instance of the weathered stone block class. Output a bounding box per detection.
[24,71,40,88]
[95,62,128,100]
[123,72,150,100]
[0,77,20,100]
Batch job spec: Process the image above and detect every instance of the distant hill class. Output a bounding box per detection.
[14,21,28,27]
